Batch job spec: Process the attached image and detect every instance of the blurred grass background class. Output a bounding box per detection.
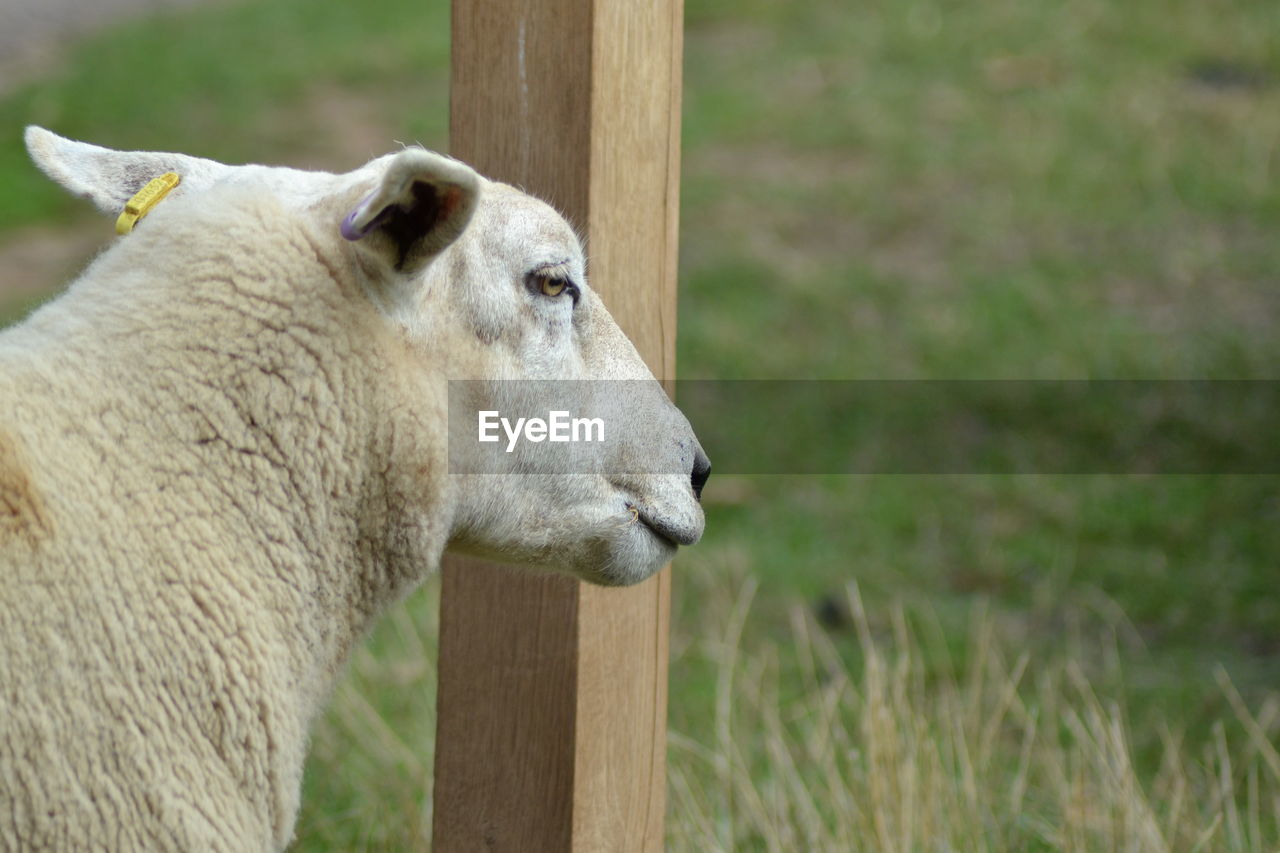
[0,0,1277,848]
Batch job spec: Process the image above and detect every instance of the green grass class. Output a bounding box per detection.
[2,0,1278,848]
[679,0,1280,379]
[0,0,450,230]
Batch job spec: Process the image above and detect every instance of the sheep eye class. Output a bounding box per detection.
[527,271,579,305]
[539,276,568,297]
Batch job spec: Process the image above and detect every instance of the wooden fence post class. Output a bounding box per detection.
[432,1,684,851]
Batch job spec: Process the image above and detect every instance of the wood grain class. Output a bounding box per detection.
[434,0,684,850]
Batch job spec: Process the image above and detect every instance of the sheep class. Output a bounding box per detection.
[0,128,710,852]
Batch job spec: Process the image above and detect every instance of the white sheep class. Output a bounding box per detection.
[0,128,709,851]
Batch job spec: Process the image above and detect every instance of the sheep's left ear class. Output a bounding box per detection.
[25,126,229,214]
[341,149,479,275]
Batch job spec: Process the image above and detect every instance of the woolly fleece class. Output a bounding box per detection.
[0,132,706,850]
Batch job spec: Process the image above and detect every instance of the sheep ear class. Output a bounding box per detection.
[24,126,229,215]
[340,148,479,274]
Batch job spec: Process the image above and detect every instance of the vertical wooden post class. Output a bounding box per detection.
[433,1,683,851]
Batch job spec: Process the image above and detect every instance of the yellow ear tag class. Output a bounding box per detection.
[115,172,181,236]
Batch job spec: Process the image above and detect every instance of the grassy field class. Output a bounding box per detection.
[1,0,1277,849]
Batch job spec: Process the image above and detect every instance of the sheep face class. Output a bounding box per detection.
[24,128,707,587]
[421,182,709,586]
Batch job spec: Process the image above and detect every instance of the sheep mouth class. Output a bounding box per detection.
[631,506,699,548]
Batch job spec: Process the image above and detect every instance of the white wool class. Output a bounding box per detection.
[0,130,706,851]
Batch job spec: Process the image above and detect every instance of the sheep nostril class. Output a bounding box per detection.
[691,453,711,500]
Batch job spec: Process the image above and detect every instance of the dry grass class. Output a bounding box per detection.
[295,569,1280,852]
[667,574,1280,852]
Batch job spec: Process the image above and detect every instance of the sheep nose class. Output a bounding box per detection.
[691,450,711,500]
